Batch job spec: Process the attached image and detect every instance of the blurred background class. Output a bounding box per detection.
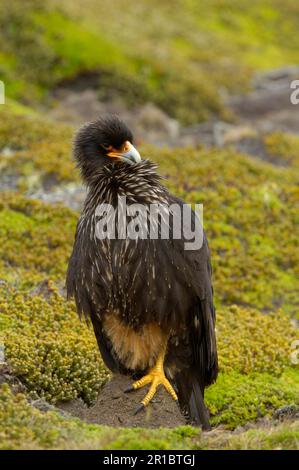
[1,0,299,145]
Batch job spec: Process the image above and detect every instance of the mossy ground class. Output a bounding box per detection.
[0,106,298,448]
[263,132,299,167]
[0,384,298,450]
[2,286,109,404]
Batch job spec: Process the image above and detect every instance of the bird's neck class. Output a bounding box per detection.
[85,160,167,208]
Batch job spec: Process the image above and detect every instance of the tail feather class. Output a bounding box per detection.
[175,368,211,430]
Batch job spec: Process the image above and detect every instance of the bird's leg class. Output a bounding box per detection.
[125,342,178,413]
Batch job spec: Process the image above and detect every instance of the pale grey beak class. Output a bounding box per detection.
[121,144,142,165]
[107,142,141,165]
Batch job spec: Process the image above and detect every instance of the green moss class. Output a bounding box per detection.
[2,98,38,117]
[1,384,298,450]
[0,208,35,233]
[52,0,299,122]
[0,383,103,450]
[0,313,13,341]
[105,426,200,451]
[254,423,299,450]
[197,420,299,450]
[0,107,76,187]
[0,193,77,285]
[32,11,127,79]
[2,0,299,122]
[264,132,299,167]
[217,305,297,376]
[2,285,110,404]
[206,369,299,429]
[1,103,299,447]
[204,304,298,430]
[2,284,297,414]
[0,107,72,152]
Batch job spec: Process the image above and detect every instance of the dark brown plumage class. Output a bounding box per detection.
[66,116,218,429]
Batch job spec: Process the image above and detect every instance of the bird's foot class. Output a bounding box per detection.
[125,354,178,414]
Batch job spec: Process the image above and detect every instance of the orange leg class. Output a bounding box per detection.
[125,345,178,413]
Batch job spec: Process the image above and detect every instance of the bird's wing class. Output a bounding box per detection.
[165,194,218,386]
[66,219,122,373]
[161,194,218,427]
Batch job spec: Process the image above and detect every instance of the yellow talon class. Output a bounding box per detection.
[130,347,178,408]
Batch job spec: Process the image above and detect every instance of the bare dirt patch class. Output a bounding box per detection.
[57,374,186,428]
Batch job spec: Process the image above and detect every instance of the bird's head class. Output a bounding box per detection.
[74,115,141,183]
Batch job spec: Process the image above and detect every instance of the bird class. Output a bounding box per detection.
[66,115,218,429]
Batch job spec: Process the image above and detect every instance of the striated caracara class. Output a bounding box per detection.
[66,116,218,429]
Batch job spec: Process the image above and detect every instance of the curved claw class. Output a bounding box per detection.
[126,347,178,414]
[127,370,178,413]
[134,403,145,415]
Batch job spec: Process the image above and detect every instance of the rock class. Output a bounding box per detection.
[229,87,293,119]
[0,342,5,364]
[273,405,299,421]
[0,174,19,192]
[0,364,26,394]
[180,121,215,147]
[30,398,57,413]
[0,146,15,158]
[49,89,107,125]
[228,65,299,133]
[253,65,299,91]
[37,64,299,173]
[213,122,257,147]
[133,103,180,144]
[29,280,55,299]
[48,87,181,146]
[29,183,86,211]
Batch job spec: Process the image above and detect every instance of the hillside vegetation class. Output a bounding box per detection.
[0,104,298,448]
[0,0,298,451]
[1,0,299,122]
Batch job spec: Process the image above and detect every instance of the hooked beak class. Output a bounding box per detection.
[107,141,141,165]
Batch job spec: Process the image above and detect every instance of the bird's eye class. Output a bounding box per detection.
[102,143,111,150]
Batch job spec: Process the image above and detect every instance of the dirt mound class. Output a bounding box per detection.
[58,374,186,428]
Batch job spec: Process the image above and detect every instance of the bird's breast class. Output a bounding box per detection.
[103,313,167,371]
